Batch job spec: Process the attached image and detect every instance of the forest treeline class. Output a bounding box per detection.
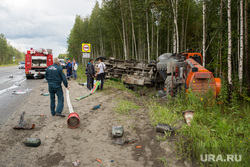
[67,0,249,93]
[0,33,25,65]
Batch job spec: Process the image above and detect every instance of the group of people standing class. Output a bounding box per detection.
[85,58,106,91]
[66,59,78,80]
[45,57,106,118]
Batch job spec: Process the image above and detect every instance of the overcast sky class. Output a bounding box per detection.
[0,0,101,57]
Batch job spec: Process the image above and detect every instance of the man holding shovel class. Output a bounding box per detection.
[45,58,69,117]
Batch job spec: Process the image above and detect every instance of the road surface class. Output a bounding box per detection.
[0,65,41,125]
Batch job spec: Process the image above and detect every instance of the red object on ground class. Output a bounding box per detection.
[97,159,102,163]
[136,146,142,148]
[67,113,80,129]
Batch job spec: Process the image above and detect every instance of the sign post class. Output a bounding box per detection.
[82,43,91,68]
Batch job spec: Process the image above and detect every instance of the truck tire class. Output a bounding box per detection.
[165,77,172,96]
[26,75,33,79]
[165,77,179,97]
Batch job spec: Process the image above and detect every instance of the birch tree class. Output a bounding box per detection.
[120,0,128,60]
[219,0,223,77]
[202,0,206,67]
[244,0,249,91]
[171,0,179,53]
[128,0,138,60]
[239,0,244,93]
[146,1,150,62]
[228,0,232,88]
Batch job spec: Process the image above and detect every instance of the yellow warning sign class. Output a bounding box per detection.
[82,43,91,52]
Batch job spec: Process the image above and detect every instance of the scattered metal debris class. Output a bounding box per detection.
[156,123,174,133]
[13,112,35,130]
[112,126,124,138]
[13,89,32,95]
[9,75,13,78]
[183,110,194,126]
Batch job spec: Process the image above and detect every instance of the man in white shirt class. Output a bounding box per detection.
[95,58,106,90]
[72,59,78,80]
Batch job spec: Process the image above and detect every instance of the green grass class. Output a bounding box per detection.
[149,89,250,167]
[75,66,87,82]
[0,62,19,67]
[114,99,141,115]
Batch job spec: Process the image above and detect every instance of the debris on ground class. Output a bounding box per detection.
[73,160,80,166]
[97,159,102,163]
[158,90,166,97]
[183,110,194,126]
[43,78,47,83]
[13,88,32,95]
[92,104,101,110]
[112,126,124,138]
[112,138,125,145]
[112,138,137,145]
[40,92,49,96]
[136,146,142,148]
[156,123,174,133]
[9,75,13,78]
[13,112,35,130]
[23,138,41,147]
[125,139,136,144]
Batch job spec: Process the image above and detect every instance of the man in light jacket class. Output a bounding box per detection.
[72,59,78,80]
[95,58,106,90]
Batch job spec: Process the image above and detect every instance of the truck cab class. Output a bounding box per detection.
[25,48,53,79]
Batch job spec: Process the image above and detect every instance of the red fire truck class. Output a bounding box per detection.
[25,48,53,79]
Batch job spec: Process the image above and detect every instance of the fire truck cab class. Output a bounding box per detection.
[25,48,53,79]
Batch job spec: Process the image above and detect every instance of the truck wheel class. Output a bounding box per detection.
[165,77,176,96]
[26,75,33,79]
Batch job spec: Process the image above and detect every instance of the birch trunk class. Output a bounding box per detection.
[167,18,170,53]
[239,0,244,93]
[181,5,184,52]
[228,0,232,86]
[219,0,223,78]
[146,6,150,63]
[156,18,159,59]
[151,11,154,59]
[202,0,206,67]
[173,24,176,53]
[120,0,128,60]
[171,0,179,53]
[184,0,191,52]
[244,0,249,91]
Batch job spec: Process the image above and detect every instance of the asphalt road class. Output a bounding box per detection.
[0,66,41,125]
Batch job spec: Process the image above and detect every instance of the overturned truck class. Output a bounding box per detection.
[95,57,162,87]
[95,52,221,97]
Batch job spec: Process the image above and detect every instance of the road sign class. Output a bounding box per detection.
[82,43,91,52]
[82,53,90,58]
[12,57,15,62]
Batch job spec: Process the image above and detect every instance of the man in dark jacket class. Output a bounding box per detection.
[45,58,69,117]
[87,59,95,90]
